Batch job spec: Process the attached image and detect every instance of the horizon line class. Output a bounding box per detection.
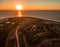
[0,9,60,11]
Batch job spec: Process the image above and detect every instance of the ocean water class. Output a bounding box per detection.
[0,10,60,22]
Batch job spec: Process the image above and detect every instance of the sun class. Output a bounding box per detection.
[16,4,23,10]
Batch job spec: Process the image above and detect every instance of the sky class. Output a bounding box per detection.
[0,0,60,10]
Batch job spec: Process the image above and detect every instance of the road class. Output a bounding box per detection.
[5,20,30,47]
[0,17,60,47]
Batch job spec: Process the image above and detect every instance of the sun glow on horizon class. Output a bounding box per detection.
[16,4,23,10]
[16,4,23,17]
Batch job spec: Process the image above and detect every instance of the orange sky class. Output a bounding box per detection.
[0,5,60,10]
[0,0,60,10]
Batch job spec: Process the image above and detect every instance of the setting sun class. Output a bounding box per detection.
[16,4,23,17]
[16,4,23,10]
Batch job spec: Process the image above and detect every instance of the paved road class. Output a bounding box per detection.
[5,20,29,47]
[0,17,60,47]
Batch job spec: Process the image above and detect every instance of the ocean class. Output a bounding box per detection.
[0,10,60,22]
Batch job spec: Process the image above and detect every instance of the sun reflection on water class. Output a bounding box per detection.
[16,4,23,17]
[17,10,22,17]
